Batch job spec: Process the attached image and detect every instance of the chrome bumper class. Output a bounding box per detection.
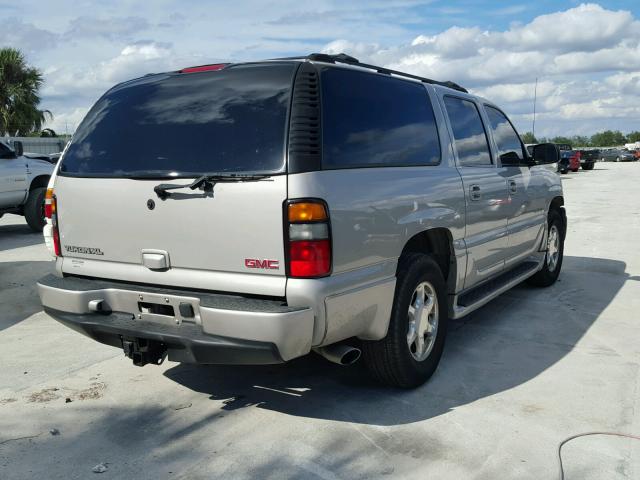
[37,274,314,363]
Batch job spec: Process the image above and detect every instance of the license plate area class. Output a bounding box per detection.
[129,292,200,326]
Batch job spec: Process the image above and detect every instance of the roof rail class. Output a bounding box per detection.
[306,52,468,93]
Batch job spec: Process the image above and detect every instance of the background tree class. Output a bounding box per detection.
[627,131,640,143]
[520,132,538,144]
[0,47,51,135]
[590,130,627,147]
[569,135,590,147]
[550,136,573,146]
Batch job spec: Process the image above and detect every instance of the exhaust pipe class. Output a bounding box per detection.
[313,344,361,366]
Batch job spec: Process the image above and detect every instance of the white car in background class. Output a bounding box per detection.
[0,140,54,231]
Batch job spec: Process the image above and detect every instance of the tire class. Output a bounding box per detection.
[24,187,46,232]
[582,163,594,170]
[362,253,448,388]
[527,209,564,287]
[616,156,620,162]
[601,157,606,162]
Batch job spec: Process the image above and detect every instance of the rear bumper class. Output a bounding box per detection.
[37,274,314,364]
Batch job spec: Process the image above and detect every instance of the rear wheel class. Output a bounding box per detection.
[616,156,621,162]
[527,209,564,287]
[24,187,46,232]
[362,253,448,388]
[582,163,594,170]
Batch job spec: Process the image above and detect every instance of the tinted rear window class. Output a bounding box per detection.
[321,68,441,169]
[60,63,296,177]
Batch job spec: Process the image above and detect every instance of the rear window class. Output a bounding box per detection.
[321,67,441,169]
[60,63,296,177]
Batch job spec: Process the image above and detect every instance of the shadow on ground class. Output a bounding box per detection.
[0,221,44,251]
[163,255,629,426]
[0,261,52,331]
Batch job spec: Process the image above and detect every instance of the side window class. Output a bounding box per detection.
[443,96,492,166]
[0,142,13,159]
[485,105,525,165]
[321,68,441,169]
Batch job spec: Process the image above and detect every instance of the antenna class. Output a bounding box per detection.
[532,77,538,139]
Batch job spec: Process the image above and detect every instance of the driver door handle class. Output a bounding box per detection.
[469,184,481,201]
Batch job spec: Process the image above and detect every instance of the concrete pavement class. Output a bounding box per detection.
[1,163,639,479]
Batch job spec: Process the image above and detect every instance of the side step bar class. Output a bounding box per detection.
[452,261,541,319]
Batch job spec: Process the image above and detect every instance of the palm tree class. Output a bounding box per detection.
[0,47,52,136]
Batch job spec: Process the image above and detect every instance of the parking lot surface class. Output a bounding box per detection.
[1,163,639,479]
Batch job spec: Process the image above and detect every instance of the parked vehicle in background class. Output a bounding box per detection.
[558,150,579,173]
[0,140,54,231]
[601,149,636,162]
[576,149,598,170]
[37,52,565,388]
[23,151,61,164]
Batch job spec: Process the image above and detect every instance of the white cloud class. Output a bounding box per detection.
[25,1,640,137]
[64,16,150,41]
[320,3,640,136]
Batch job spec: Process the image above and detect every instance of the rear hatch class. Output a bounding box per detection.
[54,62,297,296]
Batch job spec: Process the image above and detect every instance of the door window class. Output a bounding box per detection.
[443,97,492,166]
[485,105,525,165]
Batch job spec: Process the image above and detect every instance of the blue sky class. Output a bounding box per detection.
[2,1,639,137]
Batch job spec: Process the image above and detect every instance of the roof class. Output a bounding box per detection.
[277,53,468,93]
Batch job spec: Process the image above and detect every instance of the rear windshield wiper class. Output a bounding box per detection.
[153,173,272,199]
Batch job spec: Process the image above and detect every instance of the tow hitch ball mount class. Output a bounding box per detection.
[121,337,167,366]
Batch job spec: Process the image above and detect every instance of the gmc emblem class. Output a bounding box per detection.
[245,259,280,270]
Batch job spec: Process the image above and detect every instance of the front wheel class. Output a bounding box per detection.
[616,156,620,162]
[527,209,564,287]
[362,253,448,388]
[24,187,47,232]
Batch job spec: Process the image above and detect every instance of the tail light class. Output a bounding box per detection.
[286,200,331,278]
[45,188,62,257]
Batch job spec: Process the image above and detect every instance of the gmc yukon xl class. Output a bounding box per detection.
[37,53,565,388]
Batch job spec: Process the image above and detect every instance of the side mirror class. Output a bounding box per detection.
[532,143,559,165]
[13,141,24,157]
[499,151,523,166]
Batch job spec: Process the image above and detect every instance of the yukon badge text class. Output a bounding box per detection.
[65,245,105,256]
[245,259,279,270]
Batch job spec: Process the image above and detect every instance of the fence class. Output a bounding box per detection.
[5,137,68,154]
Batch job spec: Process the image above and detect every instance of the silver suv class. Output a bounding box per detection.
[37,53,564,388]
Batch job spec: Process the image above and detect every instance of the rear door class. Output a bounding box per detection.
[441,95,509,289]
[54,63,297,296]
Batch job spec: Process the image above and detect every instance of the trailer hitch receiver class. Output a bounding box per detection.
[122,337,167,366]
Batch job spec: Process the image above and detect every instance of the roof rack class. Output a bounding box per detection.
[305,53,468,93]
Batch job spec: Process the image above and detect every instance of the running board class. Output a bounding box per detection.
[452,261,541,319]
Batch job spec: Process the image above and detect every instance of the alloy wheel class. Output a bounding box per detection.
[407,281,439,361]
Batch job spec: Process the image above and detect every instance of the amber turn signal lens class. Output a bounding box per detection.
[44,188,55,218]
[288,202,327,223]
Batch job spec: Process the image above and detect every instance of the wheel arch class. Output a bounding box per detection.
[549,196,567,239]
[400,227,456,294]
[29,175,51,191]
